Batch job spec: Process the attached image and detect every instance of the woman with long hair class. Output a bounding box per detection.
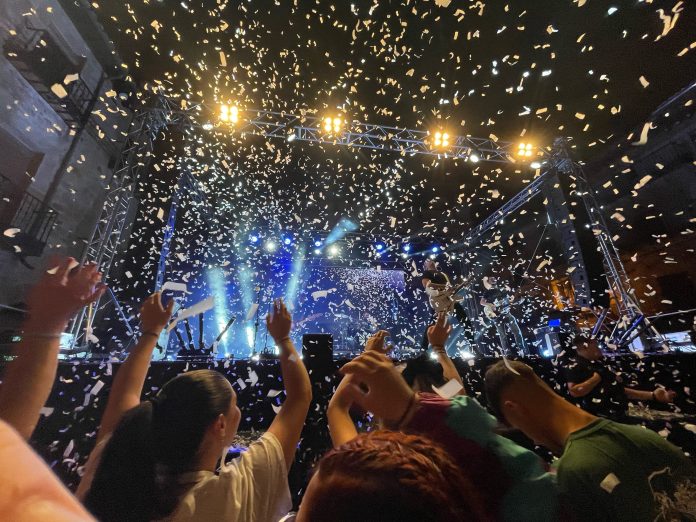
[82,299,312,522]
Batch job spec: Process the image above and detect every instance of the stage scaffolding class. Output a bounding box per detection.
[69,96,650,352]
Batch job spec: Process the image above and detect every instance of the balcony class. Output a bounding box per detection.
[0,173,57,262]
[3,23,92,129]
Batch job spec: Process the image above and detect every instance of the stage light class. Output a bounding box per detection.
[433,130,450,148]
[287,132,296,142]
[469,153,480,163]
[375,243,385,251]
[220,104,239,124]
[517,142,534,157]
[328,245,340,256]
[431,245,440,253]
[314,248,321,255]
[323,115,343,133]
[202,122,214,131]
[314,240,322,247]
[530,161,542,169]
[283,237,292,246]
[403,244,411,252]
[207,268,231,352]
[265,240,277,252]
[249,234,259,244]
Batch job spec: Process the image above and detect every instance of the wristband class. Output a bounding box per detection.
[392,393,417,429]
[651,390,656,401]
[431,345,446,353]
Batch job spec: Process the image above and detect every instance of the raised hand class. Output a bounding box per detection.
[364,330,392,354]
[653,388,676,404]
[26,257,106,333]
[139,292,175,334]
[340,351,415,426]
[427,312,452,348]
[266,298,292,341]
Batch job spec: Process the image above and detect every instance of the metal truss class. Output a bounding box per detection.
[68,95,646,350]
[68,96,184,348]
[222,108,515,162]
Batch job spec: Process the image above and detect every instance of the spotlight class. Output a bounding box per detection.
[249,234,259,244]
[517,142,534,157]
[530,161,542,169]
[220,104,239,124]
[469,153,480,163]
[287,132,296,142]
[314,248,321,255]
[431,246,440,253]
[283,237,292,246]
[403,244,411,252]
[433,130,450,148]
[375,243,385,251]
[202,122,213,131]
[265,240,277,252]
[328,245,340,256]
[314,240,322,247]
[322,115,343,133]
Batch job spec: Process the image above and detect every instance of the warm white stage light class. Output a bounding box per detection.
[530,161,542,169]
[220,104,239,124]
[469,153,480,163]
[517,142,534,157]
[433,130,450,148]
[323,116,343,133]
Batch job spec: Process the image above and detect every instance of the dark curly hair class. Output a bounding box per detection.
[300,430,492,521]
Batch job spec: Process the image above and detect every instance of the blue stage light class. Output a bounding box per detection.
[249,234,259,243]
[314,240,322,247]
[314,248,321,255]
[431,245,440,253]
[375,243,385,251]
[283,237,292,246]
[403,244,411,252]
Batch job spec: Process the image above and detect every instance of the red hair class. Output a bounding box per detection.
[301,430,492,522]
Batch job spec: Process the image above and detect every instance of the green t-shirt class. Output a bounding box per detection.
[557,418,696,521]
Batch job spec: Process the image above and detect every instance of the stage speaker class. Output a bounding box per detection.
[302,334,334,378]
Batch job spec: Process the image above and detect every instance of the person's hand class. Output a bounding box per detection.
[140,292,175,333]
[364,330,392,354]
[25,257,106,333]
[329,376,360,412]
[266,298,292,341]
[339,351,415,425]
[428,312,452,348]
[654,388,676,404]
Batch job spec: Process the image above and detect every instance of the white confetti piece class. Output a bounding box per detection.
[51,83,68,98]
[600,473,620,493]
[3,228,20,238]
[432,379,464,399]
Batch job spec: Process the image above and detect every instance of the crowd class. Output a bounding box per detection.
[0,257,695,521]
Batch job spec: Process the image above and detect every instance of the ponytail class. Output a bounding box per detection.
[84,370,234,521]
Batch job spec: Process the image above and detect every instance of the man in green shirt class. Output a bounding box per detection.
[484,360,696,521]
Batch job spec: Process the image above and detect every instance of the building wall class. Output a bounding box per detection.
[0,0,130,310]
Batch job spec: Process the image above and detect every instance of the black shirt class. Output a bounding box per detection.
[562,356,629,418]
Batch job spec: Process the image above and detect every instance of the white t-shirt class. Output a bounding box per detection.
[78,432,291,522]
[164,432,292,522]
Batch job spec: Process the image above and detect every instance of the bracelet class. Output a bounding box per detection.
[393,393,417,429]
[21,332,63,339]
[141,331,160,339]
[651,390,657,401]
[431,345,446,353]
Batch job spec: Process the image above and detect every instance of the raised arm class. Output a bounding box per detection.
[0,258,105,439]
[93,292,174,444]
[327,376,360,447]
[265,299,312,470]
[428,313,465,390]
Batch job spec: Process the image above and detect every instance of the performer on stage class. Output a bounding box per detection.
[420,259,479,355]
[479,276,527,357]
